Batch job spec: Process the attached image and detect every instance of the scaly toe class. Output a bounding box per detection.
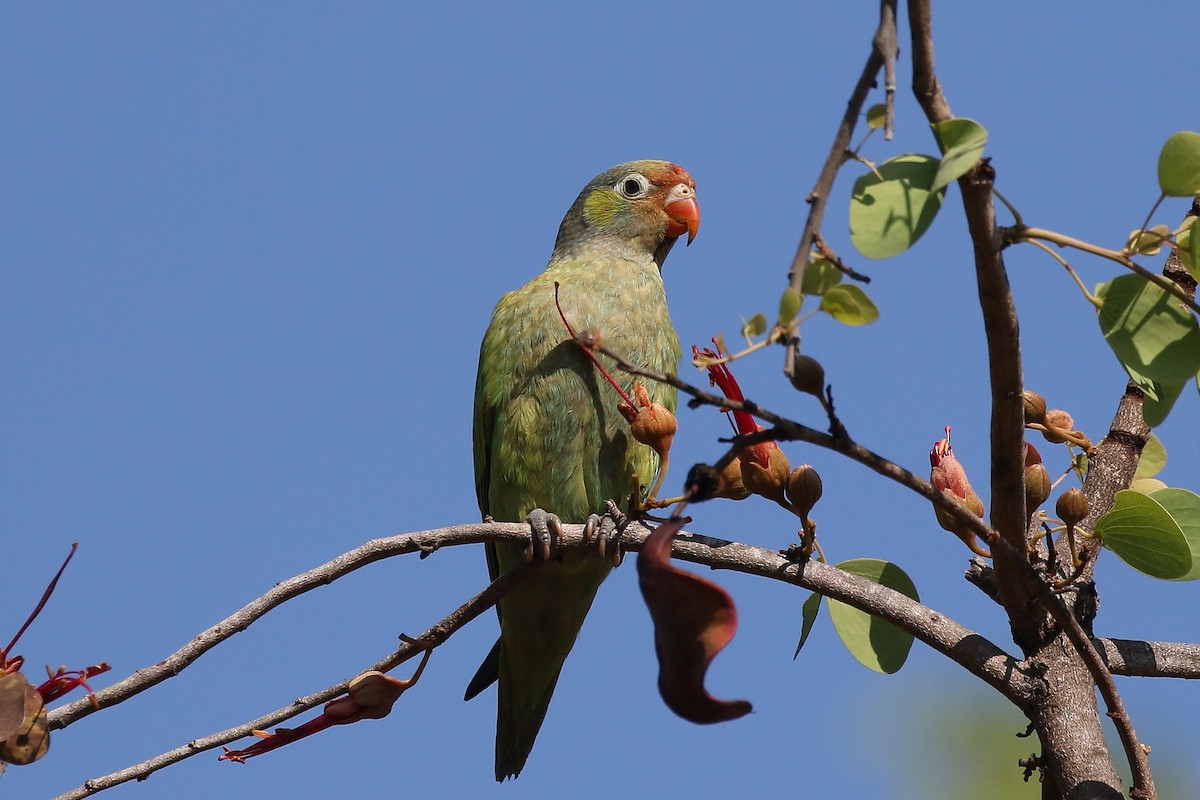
[524,508,563,561]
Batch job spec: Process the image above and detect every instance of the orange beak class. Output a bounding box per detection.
[664,185,700,245]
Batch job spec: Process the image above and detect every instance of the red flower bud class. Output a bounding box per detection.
[929,427,989,557]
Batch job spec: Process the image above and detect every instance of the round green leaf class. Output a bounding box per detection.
[1142,379,1186,427]
[1149,488,1200,581]
[1095,490,1191,579]
[778,287,802,326]
[794,591,823,660]
[819,284,880,326]
[741,312,767,339]
[1128,477,1168,495]
[865,104,887,130]
[1179,218,1200,280]
[849,154,945,259]
[1133,433,1167,479]
[1096,274,1200,385]
[1157,131,1200,197]
[801,257,843,296]
[827,558,918,674]
[930,118,988,191]
[1122,361,1187,427]
[1125,225,1171,256]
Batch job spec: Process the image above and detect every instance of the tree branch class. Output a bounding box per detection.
[784,0,897,381]
[52,519,1039,799]
[590,338,998,547]
[49,527,480,732]
[1008,226,1200,316]
[1095,638,1200,680]
[908,2,1151,797]
[53,558,533,799]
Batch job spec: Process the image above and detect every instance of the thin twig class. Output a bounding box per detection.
[5,543,79,658]
[586,336,998,546]
[49,527,495,731]
[53,559,533,799]
[813,232,872,283]
[1011,226,1200,315]
[784,0,897,380]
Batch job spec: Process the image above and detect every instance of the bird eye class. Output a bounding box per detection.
[616,174,649,199]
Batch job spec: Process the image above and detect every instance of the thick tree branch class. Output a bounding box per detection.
[908,3,1152,797]
[909,0,1033,637]
[52,520,1037,797]
[1095,639,1200,680]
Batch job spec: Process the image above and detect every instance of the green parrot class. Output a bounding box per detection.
[467,160,699,780]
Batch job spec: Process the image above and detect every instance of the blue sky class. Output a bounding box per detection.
[4,3,1198,798]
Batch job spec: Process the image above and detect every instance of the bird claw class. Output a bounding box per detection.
[583,500,628,567]
[523,508,564,562]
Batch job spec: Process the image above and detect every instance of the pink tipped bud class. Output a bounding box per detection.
[929,426,989,556]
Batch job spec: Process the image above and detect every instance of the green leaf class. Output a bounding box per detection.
[794,591,823,659]
[828,559,918,674]
[930,118,988,191]
[1129,477,1168,495]
[777,287,802,326]
[819,284,880,326]
[1133,433,1167,479]
[1157,131,1200,197]
[712,332,728,356]
[801,257,843,296]
[1150,488,1200,580]
[1095,490,1191,579]
[865,104,887,130]
[1125,225,1171,256]
[849,153,946,259]
[1096,274,1200,385]
[1142,378,1186,427]
[741,312,767,339]
[1179,217,1200,280]
[1123,361,1186,427]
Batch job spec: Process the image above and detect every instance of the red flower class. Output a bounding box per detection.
[36,663,110,704]
[929,426,990,557]
[694,344,791,503]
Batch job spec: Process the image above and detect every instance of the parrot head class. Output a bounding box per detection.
[554,160,700,266]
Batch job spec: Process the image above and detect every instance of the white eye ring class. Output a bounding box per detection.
[615,173,650,199]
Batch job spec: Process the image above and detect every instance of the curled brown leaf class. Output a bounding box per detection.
[636,517,752,724]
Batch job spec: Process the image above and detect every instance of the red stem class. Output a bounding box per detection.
[5,542,79,658]
[554,282,635,407]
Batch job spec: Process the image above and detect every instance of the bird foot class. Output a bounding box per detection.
[583,500,628,567]
[523,508,564,562]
